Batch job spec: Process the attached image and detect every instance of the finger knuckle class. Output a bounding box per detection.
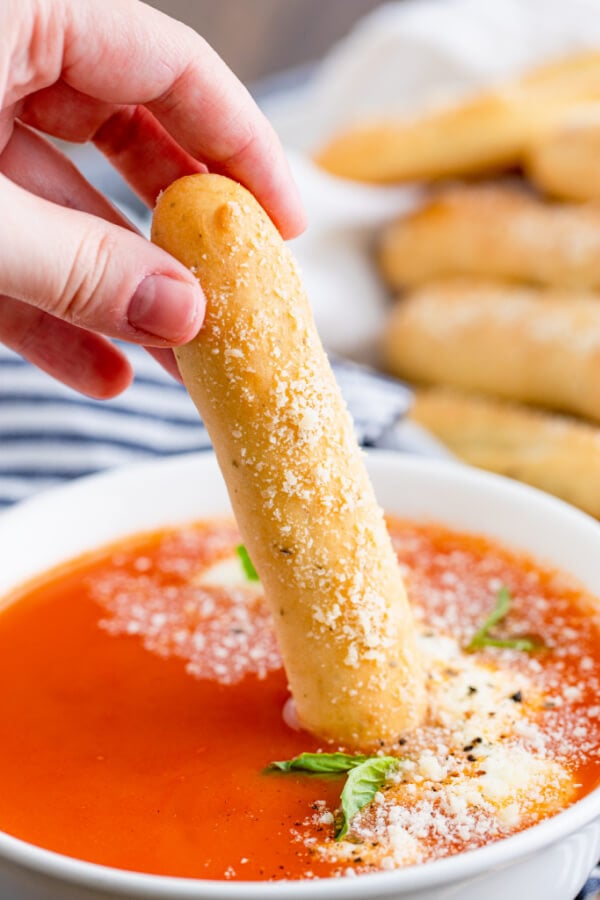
[8,0,63,96]
[57,228,116,325]
[221,123,259,166]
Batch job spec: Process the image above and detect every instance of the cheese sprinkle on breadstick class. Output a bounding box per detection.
[152,174,424,748]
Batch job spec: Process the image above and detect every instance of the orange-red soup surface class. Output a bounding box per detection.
[0,518,599,881]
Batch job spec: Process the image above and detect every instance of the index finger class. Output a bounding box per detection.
[53,0,306,237]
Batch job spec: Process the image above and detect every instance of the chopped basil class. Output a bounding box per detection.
[466,586,542,653]
[236,544,259,582]
[337,756,399,839]
[268,752,368,774]
[267,751,400,840]
[472,636,541,651]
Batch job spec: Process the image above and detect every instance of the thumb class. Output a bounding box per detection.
[0,175,204,346]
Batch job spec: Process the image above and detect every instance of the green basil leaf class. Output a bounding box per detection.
[236,544,259,582]
[269,752,368,774]
[467,585,511,648]
[466,586,544,654]
[336,756,399,840]
[471,636,543,652]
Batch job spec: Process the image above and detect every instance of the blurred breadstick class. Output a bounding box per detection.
[379,185,600,291]
[152,174,424,748]
[410,387,600,519]
[526,104,600,202]
[380,279,600,422]
[316,52,600,183]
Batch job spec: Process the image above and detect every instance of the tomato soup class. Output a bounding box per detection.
[0,518,599,881]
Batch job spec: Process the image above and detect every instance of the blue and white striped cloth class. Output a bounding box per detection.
[0,341,598,899]
[580,876,600,900]
[0,342,210,509]
[0,342,415,508]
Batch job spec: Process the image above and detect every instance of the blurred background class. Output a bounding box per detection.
[145,0,384,87]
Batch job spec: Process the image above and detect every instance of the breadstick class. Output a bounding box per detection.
[152,174,424,748]
[526,104,600,202]
[410,387,600,519]
[379,185,600,291]
[380,278,600,422]
[315,52,600,183]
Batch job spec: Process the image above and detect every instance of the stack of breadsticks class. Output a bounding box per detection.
[317,51,600,519]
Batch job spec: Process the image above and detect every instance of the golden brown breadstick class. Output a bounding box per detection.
[380,279,600,422]
[379,185,600,291]
[152,174,424,748]
[410,387,600,519]
[316,52,600,183]
[525,104,600,202]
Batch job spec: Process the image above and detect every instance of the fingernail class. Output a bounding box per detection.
[128,275,204,341]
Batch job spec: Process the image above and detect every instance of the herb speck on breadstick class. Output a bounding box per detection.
[151,174,425,748]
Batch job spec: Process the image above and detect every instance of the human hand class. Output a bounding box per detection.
[0,0,306,398]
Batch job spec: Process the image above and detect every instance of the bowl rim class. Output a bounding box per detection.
[0,449,599,898]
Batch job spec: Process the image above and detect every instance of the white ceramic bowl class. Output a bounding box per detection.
[0,451,599,900]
